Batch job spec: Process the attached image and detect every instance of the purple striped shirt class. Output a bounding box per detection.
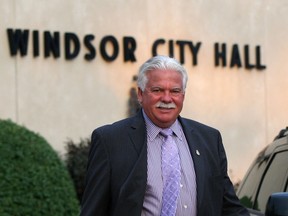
[141,111,197,216]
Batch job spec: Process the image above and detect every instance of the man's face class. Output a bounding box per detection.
[138,69,185,128]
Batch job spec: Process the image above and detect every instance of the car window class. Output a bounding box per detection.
[255,151,288,212]
[237,152,268,209]
[286,176,288,192]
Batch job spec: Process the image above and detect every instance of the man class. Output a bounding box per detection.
[80,56,249,216]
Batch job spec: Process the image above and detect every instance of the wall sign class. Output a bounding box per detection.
[6,28,266,70]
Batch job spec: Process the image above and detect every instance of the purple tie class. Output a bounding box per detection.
[160,128,181,216]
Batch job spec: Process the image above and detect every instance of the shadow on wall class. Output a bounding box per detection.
[127,75,141,117]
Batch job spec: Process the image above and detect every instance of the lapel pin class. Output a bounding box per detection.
[196,150,200,156]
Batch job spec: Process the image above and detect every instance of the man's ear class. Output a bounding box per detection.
[137,87,143,104]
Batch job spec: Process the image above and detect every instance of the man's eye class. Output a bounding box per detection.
[151,88,161,93]
[171,89,181,93]
[170,89,182,96]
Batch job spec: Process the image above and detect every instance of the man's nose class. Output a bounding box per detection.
[161,90,173,102]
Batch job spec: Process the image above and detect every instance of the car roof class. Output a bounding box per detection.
[264,127,288,156]
[252,127,288,165]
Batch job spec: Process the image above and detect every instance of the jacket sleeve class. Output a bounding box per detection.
[80,129,110,216]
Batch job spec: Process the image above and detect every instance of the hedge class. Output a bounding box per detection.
[65,138,91,203]
[0,119,79,216]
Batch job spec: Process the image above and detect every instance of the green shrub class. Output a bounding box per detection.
[64,138,91,203]
[0,119,79,216]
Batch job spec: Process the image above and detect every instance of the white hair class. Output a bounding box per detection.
[137,55,188,91]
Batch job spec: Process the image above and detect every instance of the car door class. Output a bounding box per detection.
[253,150,288,212]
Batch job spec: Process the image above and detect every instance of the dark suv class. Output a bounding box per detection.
[236,127,288,215]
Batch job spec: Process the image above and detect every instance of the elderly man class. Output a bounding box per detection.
[80,55,249,216]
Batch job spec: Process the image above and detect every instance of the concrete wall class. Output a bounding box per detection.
[1,0,288,181]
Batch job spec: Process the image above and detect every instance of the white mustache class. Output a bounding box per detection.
[155,102,176,109]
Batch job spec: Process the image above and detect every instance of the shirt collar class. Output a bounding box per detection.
[142,110,183,141]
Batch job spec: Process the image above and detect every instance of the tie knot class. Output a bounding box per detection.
[160,128,173,138]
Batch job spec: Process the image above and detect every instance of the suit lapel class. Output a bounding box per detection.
[114,112,147,215]
[129,112,147,155]
[179,117,206,211]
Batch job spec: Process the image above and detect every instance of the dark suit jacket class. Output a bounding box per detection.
[80,111,249,216]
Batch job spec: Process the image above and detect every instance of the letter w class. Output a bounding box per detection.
[7,29,29,56]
